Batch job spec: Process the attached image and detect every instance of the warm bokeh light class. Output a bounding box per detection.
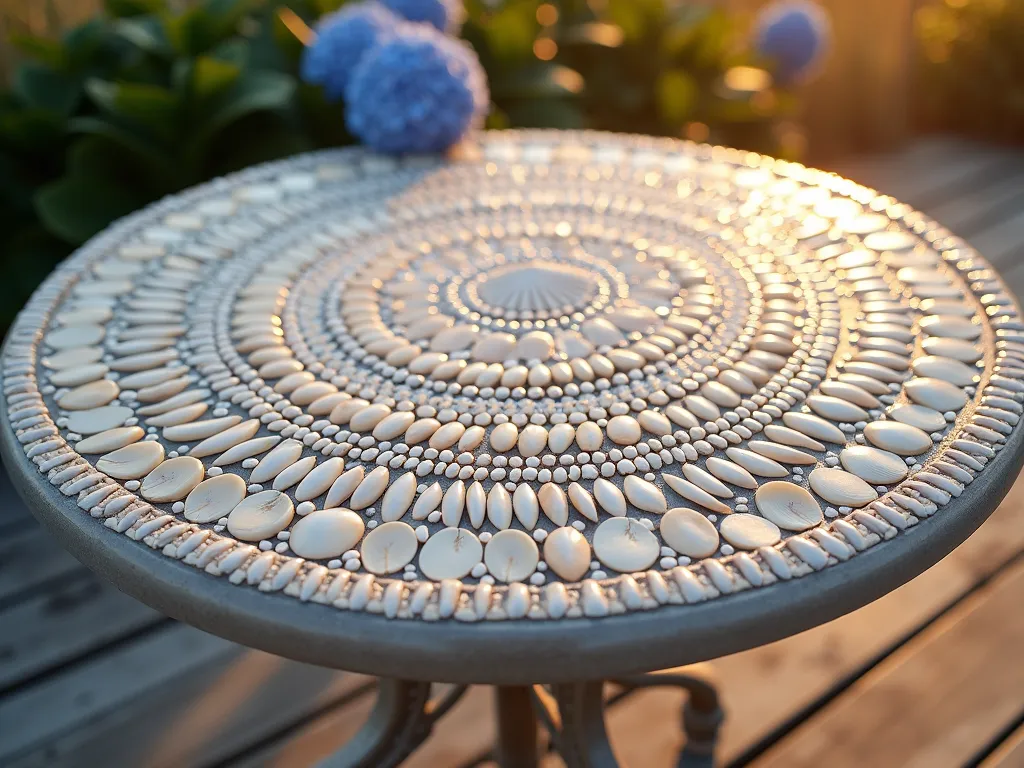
[536,3,558,26]
[534,38,557,61]
[723,66,773,94]
[684,122,710,143]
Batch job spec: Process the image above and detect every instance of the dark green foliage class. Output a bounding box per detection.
[915,0,1024,144]
[0,0,789,331]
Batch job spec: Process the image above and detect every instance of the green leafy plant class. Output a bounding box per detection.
[915,0,1024,144]
[0,0,794,332]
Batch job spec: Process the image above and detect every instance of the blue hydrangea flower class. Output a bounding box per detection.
[754,1,831,84]
[300,2,401,102]
[380,0,462,33]
[345,27,488,154]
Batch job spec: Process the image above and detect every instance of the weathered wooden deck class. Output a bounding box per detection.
[1,137,1023,768]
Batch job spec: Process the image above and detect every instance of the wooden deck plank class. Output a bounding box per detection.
[924,166,1024,241]
[0,624,235,762]
[752,557,1024,768]
[0,527,81,605]
[0,572,162,691]
[982,721,1024,768]
[7,651,368,768]
[828,139,1011,209]
[967,206,1024,269]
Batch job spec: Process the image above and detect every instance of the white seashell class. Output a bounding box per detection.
[467,481,487,528]
[76,426,145,454]
[441,480,466,526]
[96,441,165,480]
[606,415,641,445]
[754,481,823,531]
[349,403,392,433]
[808,467,878,507]
[489,422,519,452]
[325,467,365,508]
[921,337,980,362]
[295,457,345,501]
[538,483,568,525]
[919,315,980,340]
[575,422,603,451]
[412,482,443,520]
[189,419,261,459]
[484,529,539,582]
[213,436,280,467]
[47,324,105,349]
[781,411,847,444]
[162,416,242,443]
[904,377,967,412]
[419,528,482,580]
[910,355,976,386]
[183,474,247,523]
[681,464,733,498]
[839,446,908,485]
[329,398,369,425]
[863,421,931,455]
[763,425,825,451]
[637,410,672,436]
[606,349,645,371]
[518,424,548,457]
[361,521,418,574]
[140,456,204,502]
[547,423,576,453]
[724,447,788,478]
[704,456,758,489]
[227,490,295,542]
[289,382,338,407]
[513,484,539,529]
[458,425,486,452]
[592,517,659,573]
[683,395,720,421]
[289,508,365,559]
[665,405,699,429]
[57,380,119,411]
[719,514,781,550]
[272,456,316,491]
[486,483,513,529]
[748,442,816,465]
[542,527,590,581]
[806,395,869,423]
[349,466,390,510]
[568,482,598,521]
[516,331,555,360]
[581,317,626,345]
[623,475,667,513]
[593,478,627,516]
[472,332,516,363]
[249,439,303,484]
[889,403,945,432]
[701,381,741,408]
[819,381,880,408]
[429,324,478,352]
[380,472,417,522]
[429,421,465,450]
[663,474,731,514]
[372,411,416,441]
[405,418,441,445]
[50,363,110,388]
[660,508,719,557]
[145,403,209,428]
[42,347,103,370]
[66,406,134,435]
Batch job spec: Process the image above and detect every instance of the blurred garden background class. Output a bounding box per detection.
[0,0,1021,333]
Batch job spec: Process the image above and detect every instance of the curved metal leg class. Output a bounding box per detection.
[538,665,723,768]
[316,679,468,768]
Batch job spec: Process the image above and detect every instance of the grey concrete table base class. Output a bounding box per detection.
[316,670,722,768]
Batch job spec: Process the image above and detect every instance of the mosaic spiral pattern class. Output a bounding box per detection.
[5,131,1023,622]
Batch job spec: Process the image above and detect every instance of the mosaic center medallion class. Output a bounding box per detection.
[3,130,1022,624]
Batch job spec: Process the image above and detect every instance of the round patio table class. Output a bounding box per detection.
[4,130,1024,767]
